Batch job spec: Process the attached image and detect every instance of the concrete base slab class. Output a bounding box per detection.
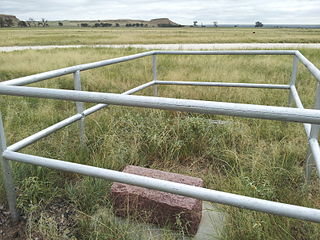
[193,202,225,240]
[110,201,225,239]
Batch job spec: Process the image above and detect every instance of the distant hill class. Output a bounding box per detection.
[149,18,180,26]
[0,14,20,27]
[50,18,182,28]
[0,15,182,28]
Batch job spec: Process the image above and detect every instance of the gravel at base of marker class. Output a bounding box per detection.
[1,43,320,52]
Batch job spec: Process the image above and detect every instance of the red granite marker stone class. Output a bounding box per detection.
[110,165,203,235]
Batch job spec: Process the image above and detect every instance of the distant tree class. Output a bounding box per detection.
[38,18,48,27]
[0,18,4,27]
[94,23,101,27]
[81,23,88,27]
[213,21,218,27]
[115,23,120,27]
[42,18,48,27]
[27,18,36,27]
[144,24,148,27]
[18,21,27,27]
[193,21,198,26]
[255,21,263,27]
[58,22,63,27]
[101,23,112,27]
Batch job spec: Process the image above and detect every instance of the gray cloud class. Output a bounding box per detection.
[0,0,319,24]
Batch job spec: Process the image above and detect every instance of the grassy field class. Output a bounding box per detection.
[1,27,320,46]
[0,47,320,239]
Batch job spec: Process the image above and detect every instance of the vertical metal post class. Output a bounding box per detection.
[306,82,320,183]
[310,82,320,139]
[305,149,314,184]
[288,56,299,106]
[152,55,158,96]
[73,70,85,145]
[0,113,18,221]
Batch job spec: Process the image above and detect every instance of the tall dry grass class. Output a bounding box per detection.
[0,27,320,46]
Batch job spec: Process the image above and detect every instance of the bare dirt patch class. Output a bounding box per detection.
[0,205,26,240]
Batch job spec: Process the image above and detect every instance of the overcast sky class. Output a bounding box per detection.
[1,0,320,24]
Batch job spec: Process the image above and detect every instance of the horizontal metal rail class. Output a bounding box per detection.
[155,80,290,89]
[3,150,320,223]
[0,50,298,87]
[295,51,320,82]
[1,85,320,124]
[81,81,155,116]
[1,49,320,226]
[7,81,154,152]
[0,51,155,86]
[154,50,297,55]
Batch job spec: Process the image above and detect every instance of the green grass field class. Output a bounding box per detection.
[0,27,320,46]
[0,47,320,239]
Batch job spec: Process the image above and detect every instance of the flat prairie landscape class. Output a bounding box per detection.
[0,28,320,239]
[0,27,320,46]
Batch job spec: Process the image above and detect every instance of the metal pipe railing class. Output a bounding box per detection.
[0,50,299,87]
[0,51,155,86]
[155,80,290,89]
[73,70,85,144]
[3,150,320,223]
[1,49,320,226]
[7,81,155,152]
[154,50,297,55]
[295,51,320,82]
[1,85,320,124]
[0,115,18,221]
[290,85,311,136]
[309,138,320,177]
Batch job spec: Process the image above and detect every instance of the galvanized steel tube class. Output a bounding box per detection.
[3,150,320,223]
[1,85,320,124]
[290,85,311,136]
[309,138,320,177]
[152,55,158,96]
[295,51,320,82]
[0,50,299,87]
[155,80,290,89]
[7,81,155,152]
[82,81,155,116]
[154,50,297,55]
[0,115,18,221]
[0,51,155,86]
[7,114,83,152]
